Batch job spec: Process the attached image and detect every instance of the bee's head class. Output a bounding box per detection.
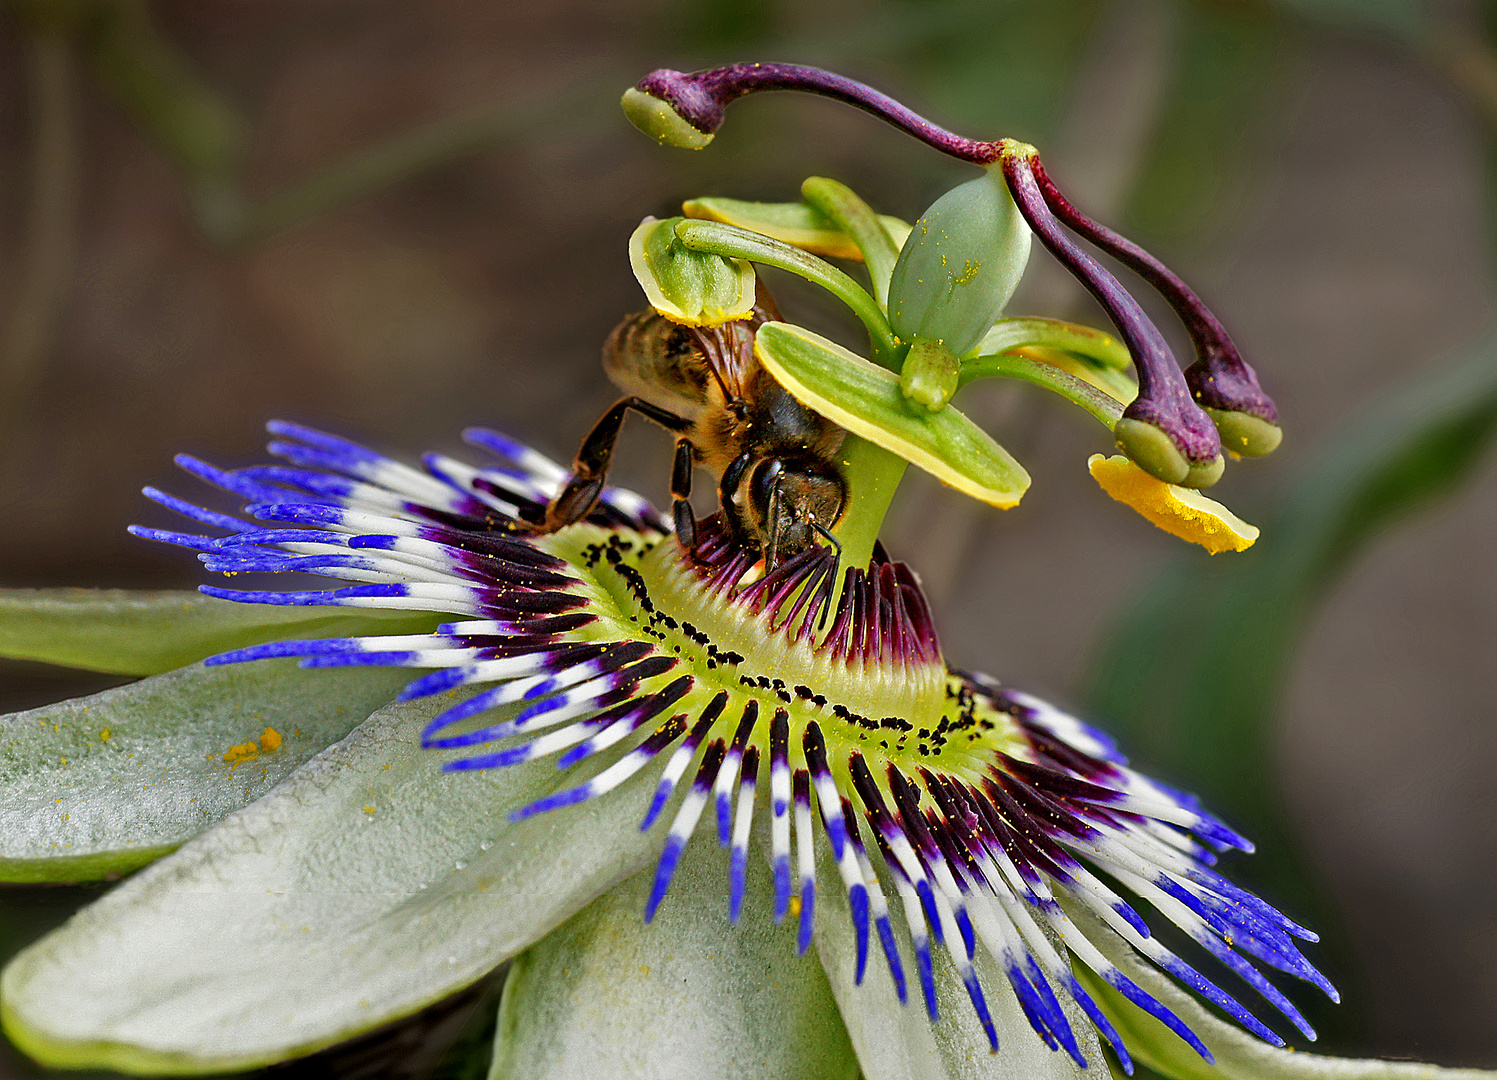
[744,454,847,564]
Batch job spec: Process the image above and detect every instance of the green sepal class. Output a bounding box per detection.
[1,694,669,1073]
[682,195,911,266]
[755,322,1029,508]
[628,216,756,326]
[0,659,412,882]
[0,588,438,676]
[887,168,1032,358]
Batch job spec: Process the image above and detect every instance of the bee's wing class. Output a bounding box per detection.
[693,273,779,404]
[694,320,759,407]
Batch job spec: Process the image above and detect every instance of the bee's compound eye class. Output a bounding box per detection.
[747,458,786,518]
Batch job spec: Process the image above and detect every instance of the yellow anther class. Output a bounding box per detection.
[1088,454,1258,554]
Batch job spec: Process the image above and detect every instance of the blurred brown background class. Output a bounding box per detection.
[1,0,1495,1072]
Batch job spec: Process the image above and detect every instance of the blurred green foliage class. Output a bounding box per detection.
[1124,5,1287,244]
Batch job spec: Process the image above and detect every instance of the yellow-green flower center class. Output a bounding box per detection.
[540,522,1029,781]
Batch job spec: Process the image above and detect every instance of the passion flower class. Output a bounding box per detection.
[3,420,1329,1077]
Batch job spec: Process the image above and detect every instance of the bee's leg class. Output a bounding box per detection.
[538,397,687,532]
[670,438,698,550]
[718,451,754,547]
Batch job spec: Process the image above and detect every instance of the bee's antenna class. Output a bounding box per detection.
[811,521,841,562]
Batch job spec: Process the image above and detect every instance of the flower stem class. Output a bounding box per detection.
[674,219,900,367]
[960,352,1125,430]
[635,64,1004,164]
[832,435,907,575]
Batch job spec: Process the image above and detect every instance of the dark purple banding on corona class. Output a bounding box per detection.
[1030,160,1277,423]
[1001,155,1221,464]
[692,515,941,666]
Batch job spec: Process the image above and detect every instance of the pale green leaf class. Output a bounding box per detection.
[0,659,411,882]
[755,321,1030,508]
[490,839,858,1080]
[0,588,437,676]
[1,692,668,1073]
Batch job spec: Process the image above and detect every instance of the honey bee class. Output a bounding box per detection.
[537,289,847,564]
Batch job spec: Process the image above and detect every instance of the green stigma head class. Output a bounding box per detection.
[621,88,714,150]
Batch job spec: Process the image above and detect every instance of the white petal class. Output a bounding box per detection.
[2,694,669,1073]
[0,660,411,881]
[491,838,858,1080]
[815,854,1100,1080]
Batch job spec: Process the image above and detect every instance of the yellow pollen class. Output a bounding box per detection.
[222,742,258,765]
[1088,454,1259,553]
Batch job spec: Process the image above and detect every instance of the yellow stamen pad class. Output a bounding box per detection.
[1087,454,1259,554]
